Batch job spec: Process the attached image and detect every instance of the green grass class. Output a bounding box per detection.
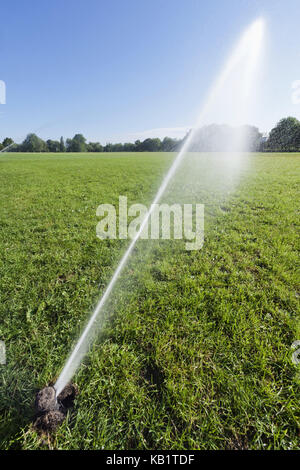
[0,152,299,450]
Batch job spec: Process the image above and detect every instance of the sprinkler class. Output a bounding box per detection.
[33,384,77,432]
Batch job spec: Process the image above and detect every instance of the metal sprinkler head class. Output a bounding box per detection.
[33,384,77,432]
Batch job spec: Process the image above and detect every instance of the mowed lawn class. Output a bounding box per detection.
[0,152,299,450]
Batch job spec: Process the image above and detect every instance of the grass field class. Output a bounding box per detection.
[0,152,299,450]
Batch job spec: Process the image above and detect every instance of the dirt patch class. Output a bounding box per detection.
[57,383,78,409]
[33,384,78,432]
[34,409,66,432]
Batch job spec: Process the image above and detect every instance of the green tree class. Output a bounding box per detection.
[59,136,65,152]
[2,137,14,149]
[134,140,142,151]
[140,138,161,151]
[112,143,123,152]
[87,142,103,152]
[46,139,60,152]
[66,134,87,152]
[1,137,15,151]
[21,134,47,152]
[123,142,136,152]
[267,117,300,151]
[161,137,178,151]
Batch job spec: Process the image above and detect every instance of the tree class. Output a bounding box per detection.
[187,124,262,151]
[239,125,263,151]
[104,143,113,152]
[21,134,47,152]
[59,136,65,152]
[9,117,300,154]
[139,138,161,152]
[134,140,142,152]
[112,143,123,152]
[123,142,136,152]
[267,117,300,151]
[46,139,60,152]
[66,134,87,152]
[2,137,14,149]
[87,142,103,152]
[161,137,178,151]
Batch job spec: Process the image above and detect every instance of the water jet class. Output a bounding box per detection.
[52,17,265,401]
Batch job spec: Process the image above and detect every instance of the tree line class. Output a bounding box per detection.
[0,133,180,153]
[1,117,300,153]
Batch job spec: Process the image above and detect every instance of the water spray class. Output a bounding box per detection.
[36,18,265,431]
[0,142,17,153]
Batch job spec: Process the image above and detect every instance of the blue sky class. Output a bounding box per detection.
[1,0,300,143]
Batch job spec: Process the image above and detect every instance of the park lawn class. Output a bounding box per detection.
[0,152,299,450]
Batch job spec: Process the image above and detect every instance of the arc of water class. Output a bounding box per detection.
[0,142,17,153]
[54,18,264,395]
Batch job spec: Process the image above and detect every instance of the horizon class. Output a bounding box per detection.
[0,121,273,148]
